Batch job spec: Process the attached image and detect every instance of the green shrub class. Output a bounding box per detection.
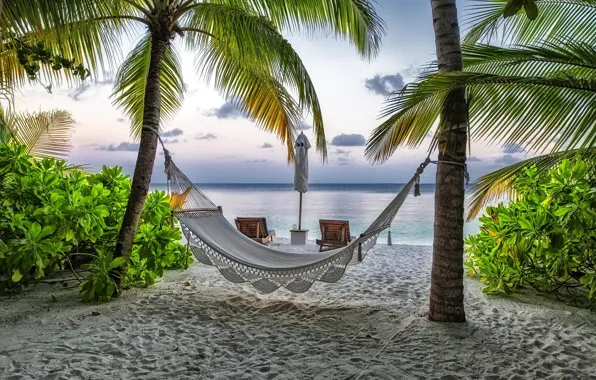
[0,142,191,302]
[465,159,596,307]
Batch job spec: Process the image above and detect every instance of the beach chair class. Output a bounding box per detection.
[234,217,276,244]
[316,220,355,252]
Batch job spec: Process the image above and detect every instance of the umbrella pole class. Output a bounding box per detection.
[298,192,303,230]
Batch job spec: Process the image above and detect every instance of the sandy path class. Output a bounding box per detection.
[1,242,595,379]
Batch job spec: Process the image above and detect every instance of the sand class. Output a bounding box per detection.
[1,240,596,379]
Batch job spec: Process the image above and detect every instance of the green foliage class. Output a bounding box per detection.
[367,0,596,218]
[0,142,190,301]
[80,250,125,303]
[504,0,538,20]
[13,38,91,81]
[125,191,188,287]
[465,160,596,306]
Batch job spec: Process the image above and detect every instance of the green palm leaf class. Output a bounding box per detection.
[183,2,326,158]
[111,36,185,138]
[3,109,75,158]
[464,0,596,45]
[367,71,596,160]
[463,41,596,79]
[0,0,127,87]
[207,0,386,59]
[198,38,302,161]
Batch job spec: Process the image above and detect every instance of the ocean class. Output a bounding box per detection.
[150,183,482,246]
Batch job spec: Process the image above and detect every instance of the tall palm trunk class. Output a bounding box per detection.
[428,0,467,322]
[115,35,169,266]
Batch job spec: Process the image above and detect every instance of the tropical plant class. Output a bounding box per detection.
[366,0,596,219]
[3,0,385,288]
[466,160,596,307]
[74,0,385,273]
[0,107,75,158]
[0,142,190,302]
[503,0,538,19]
[0,0,119,89]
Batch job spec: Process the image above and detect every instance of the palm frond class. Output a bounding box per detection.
[464,0,596,45]
[365,83,445,163]
[0,0,130,87]
[183,2,326,158]
[463,41,596,79]
[111,35,185,138]
[208,0,385,59]
[7,109,75,158]
[467,148,596,219]
[367,71,596,164]
[197,39,302,161]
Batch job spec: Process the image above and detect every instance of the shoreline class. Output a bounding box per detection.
[1,242,595,379]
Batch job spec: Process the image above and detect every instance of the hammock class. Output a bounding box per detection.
[164,152,430,293]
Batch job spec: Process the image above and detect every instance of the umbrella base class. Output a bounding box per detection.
[290,229,309,245]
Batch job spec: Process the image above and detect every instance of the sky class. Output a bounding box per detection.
[12,0,530,184]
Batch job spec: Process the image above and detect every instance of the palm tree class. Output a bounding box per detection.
[82,1,384,263]
[2,1,384,264]
[366,0,596,321]
[367,0,596,219]
[425,0,468,322]
[367,0,469,322]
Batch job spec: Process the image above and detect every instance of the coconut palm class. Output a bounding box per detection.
[419,0,468,322]
[367,0,596,220]
[63,1,382,263]
[2,1,385,262]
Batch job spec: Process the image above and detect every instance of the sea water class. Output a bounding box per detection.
[150,183,482,246]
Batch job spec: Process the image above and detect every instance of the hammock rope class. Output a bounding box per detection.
[154,133,435,293]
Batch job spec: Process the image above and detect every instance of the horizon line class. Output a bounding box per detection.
[149,182,438,185]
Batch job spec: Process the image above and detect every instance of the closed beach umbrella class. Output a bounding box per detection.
[294,132,311,229]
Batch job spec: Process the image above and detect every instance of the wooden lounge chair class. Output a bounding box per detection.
[234,217,276,244]
[316,219,355,252]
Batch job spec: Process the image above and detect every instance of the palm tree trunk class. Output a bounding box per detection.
[428,0,467,322]
[114,36,169,266]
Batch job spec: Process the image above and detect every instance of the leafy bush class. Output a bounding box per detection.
[466,160,596,306]
[0,142,191,301]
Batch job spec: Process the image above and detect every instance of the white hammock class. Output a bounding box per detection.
[165,153,428,293]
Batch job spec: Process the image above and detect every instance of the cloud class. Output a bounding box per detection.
[502,143,525,154]
[495,155,520,165]
[162,128,183,137]
[402,64,423,78]
[68,77,114,101]
[332,149,351,156]
[162,138,179,144]
[196,133,217,140]
[159,151,175,156]
[337,156,354,166]
[206,101,245,119]
[260,143,274,149]
[117,117,127,123]
[245,159,269,163]
[365,73,405,96]
[298,122,312,131]
[330,134,366,147]
[467,156,482,162]
[96,142,139,152]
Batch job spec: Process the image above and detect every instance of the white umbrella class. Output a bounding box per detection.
[293,132,311,229]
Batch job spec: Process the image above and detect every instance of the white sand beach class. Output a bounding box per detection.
[1,241,595,380]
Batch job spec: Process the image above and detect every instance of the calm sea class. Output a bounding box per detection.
[150,183,482,246]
